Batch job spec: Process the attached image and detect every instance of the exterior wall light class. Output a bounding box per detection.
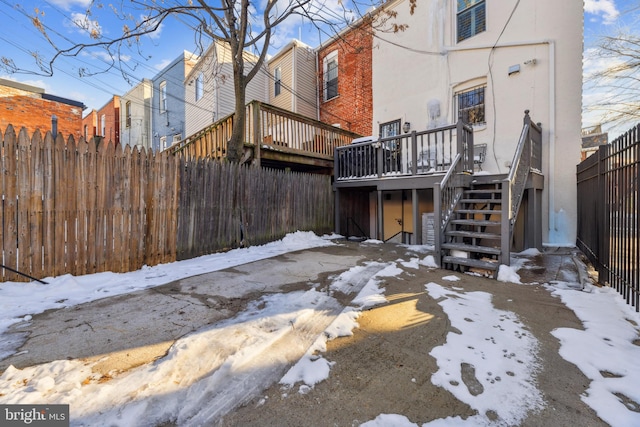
[403,122,411,133]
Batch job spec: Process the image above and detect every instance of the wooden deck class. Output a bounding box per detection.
[169,101,361,173]
[334,120,476,190]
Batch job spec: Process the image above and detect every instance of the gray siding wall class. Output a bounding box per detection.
[151,53,195,151]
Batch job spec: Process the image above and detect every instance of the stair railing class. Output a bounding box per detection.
[501,110,542,264]
[434,116,474,266]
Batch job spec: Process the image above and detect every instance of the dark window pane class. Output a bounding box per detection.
[457,1,485,42]
[458,87,485,124]
[325,58,338,100]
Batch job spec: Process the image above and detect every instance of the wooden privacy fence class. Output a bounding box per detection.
[576,123,639,311]
[177,161,333,260]
[0,125,334,282]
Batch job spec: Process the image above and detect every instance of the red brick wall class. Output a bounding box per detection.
[95,96,120,145]
[0,86,83,138]
[318,23,373,136]
[82,110,98,140]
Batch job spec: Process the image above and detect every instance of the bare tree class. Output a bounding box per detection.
[2,0,415,161]
[585,30,640,128]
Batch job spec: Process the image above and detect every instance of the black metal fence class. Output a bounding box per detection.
[577,123,639,310]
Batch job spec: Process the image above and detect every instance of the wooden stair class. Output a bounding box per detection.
[441,182,504,277]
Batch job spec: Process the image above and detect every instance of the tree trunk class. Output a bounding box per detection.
[227,95,245,163]
[226,42,247,163]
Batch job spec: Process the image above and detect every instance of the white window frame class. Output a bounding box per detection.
[457,0,486,42]
[195,73,204,101]
[323,51,339,101]
[100,114,106,136]
[159,81,167,114]
[274,67,282,97]
[455,85,486,125]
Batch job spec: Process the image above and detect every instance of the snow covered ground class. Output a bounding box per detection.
[0,231,639,426]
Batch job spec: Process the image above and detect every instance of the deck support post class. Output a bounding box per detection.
[377,190,384,241]
[412,188,420,245]
[501,179,511,266]
[334,187,340,236]
[252,102,261,167]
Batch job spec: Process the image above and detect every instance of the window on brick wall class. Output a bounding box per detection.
[323,51,338,101]
[457,0,486,42]
[101,114,106,136]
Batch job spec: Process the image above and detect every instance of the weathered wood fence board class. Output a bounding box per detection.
[0,126,333,282]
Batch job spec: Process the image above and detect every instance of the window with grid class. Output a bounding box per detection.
[323,51,338,101]
[195,73,204,101]
[457,86,485,124]
[457,0,486,42]
[274,67,282,97]
[159,81,167,113]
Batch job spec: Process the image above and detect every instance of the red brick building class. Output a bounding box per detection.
[0,78,85,138]
[82,95,120,145]
[317,21,373,136]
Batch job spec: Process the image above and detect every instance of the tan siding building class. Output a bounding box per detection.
[185,40,268,137]
[268,39,317,119]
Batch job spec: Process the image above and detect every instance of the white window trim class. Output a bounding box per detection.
[323,50,339,102]
[454,84,487,126]
[274,67,282,97]
[159,81,167,114]
[195,73,204,102]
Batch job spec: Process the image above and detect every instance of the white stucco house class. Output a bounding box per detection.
[332,0,583,274]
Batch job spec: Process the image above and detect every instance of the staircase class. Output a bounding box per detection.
[436,110,543,278]
[441,181,504,277]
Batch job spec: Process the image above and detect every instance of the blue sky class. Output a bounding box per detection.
[0,0,637,135]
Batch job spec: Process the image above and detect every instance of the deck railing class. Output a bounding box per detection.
[169,101,360,162]
[335,118,474,180]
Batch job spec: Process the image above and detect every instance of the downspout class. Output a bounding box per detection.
[315,49,320,121]
[547,40,556,239]
[292,43,297,113]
